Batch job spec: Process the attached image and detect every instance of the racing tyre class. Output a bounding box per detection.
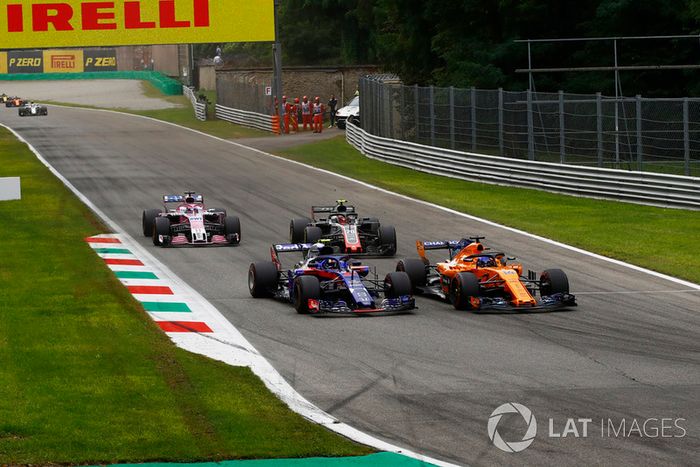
[304,226,322,243]
[451,272,480,310]
[294,275,321,314]
[142,209,162,237]
[540,269,569,296]
[290,218,312,243]
[248,262,279,298]
[384,271,412,298]
[360,217,380,233]
[153,217,171,246]
[378,225,397,256]
[224,215,241,245]
[396,258,427,290]
[337,120,346,130]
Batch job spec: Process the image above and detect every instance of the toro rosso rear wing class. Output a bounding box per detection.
[270,243,315,269]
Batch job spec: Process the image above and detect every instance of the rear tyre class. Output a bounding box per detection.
[224,216,241,244]
[304,226,322,244]
[451,272,480,310]
[384,271,412,298]
[248,262,279,298]
[540,269,569,296]
[396,258,428,290]
[294,275,321,314]
[153,217,171,246]
[142,209,162,237]
[290,217,312,243]
[378,225,397,256]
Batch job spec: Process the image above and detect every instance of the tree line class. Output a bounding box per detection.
[197,0,700,97]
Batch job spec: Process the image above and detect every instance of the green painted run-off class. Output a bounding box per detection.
[93,452,436,467]
[140,301,191,313]
[115,271,159,280]
[94,248,132,254]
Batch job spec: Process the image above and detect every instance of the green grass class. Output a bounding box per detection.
[277,136,700,285]
[0,128,371,463]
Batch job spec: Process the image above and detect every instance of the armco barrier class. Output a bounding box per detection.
[346,122,700,210]
[216,104,278,133]
[183,86,206,121]
[0,71,182,95]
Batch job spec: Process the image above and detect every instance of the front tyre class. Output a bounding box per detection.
[153,217,171,247]
[384,271,412,298]
[248,262,279,298]
[142,209,162,237]
[224,216,241,245]
[540,269,569,296]
[304,226,322,244]
[451,272,480,310]
[294,275,321,314]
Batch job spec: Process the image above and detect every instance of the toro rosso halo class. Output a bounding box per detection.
[141,192,241,247]
[289,200,397,256]
[396,236,577,311]
[248,242,415,316]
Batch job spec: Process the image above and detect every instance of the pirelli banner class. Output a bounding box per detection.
[0,1,275,49]
[2,48,118,73]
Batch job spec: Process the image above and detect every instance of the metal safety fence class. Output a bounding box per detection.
[346,122,700,210]
[215,104,278,133]
[183,86,207,121]
[360,77,700,177]
[216,77,274,115]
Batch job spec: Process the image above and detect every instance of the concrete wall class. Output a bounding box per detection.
[199,65,217,91]
[116,45,183,77]
[216,65,380,107]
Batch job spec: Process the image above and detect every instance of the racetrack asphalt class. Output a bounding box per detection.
[3,105,698,466]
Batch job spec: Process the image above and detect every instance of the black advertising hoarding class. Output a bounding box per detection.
[84,49,118,72]
[8,50,43,73]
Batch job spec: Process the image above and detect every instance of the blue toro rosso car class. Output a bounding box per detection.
[248,243,415,316]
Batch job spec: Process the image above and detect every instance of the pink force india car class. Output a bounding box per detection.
[142,192,241,247]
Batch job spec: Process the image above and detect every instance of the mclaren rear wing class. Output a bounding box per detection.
[416,237,485,261]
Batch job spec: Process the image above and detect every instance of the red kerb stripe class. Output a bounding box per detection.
[104,258,144,266]
[127,285,173,295]
[86,237,121,244]
[156,321,213,333]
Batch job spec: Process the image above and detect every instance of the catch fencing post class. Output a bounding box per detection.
[471,87,477,151]
[684,97,690,176]
[414,84,419,141]
[559,90,565,163]
[636,95,643,171]
[400,84,405,140]
[429,86,435,146]
[527,89,535,160]
[597,92,603,167]
[387,85,394,139]
[449,86,455,149]
[498,88,504,156]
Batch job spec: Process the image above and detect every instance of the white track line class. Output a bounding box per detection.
[1,121,461,467]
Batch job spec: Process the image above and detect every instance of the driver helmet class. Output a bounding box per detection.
[185,195,195,204]
[477,256,495,267]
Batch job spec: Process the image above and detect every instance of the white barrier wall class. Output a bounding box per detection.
[0,177,20,200]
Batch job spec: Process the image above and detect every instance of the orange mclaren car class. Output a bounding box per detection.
[396,236,577,311]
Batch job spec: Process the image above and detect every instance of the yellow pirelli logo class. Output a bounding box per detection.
[43,49,85,72]
[0,0,275,48]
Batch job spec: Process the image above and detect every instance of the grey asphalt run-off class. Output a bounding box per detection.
[0,79,182,110]
[2,98,698,466]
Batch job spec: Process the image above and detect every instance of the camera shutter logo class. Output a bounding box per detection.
[488,403,537,453]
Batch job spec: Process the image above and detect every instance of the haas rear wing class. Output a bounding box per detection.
[311,199,356,219]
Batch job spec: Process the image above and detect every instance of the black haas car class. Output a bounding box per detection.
[289,200,397,256]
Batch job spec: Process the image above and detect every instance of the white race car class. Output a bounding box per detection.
[18,103,48,117]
